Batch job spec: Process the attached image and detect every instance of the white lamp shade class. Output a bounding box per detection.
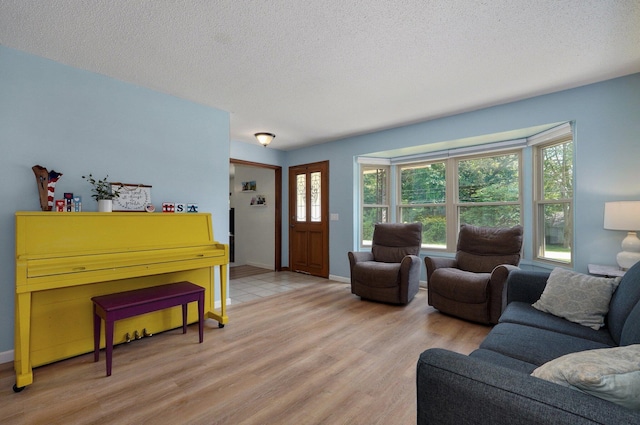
[604,201,640,270]
[604,201,640,231]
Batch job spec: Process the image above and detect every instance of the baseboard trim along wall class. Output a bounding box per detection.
[0,350,13,365]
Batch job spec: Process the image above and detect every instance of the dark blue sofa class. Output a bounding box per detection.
[417,262,640,424]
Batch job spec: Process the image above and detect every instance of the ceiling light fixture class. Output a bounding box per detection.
[255,132,275,147]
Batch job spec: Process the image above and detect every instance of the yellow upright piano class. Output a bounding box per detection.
[14,212,228,391]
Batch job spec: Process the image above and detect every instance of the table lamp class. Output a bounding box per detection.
[604,201,640,270]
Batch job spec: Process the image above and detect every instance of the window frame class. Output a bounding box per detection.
[532,130,574,267]
[360,163,390,248]
[396,160,449,250]
[396,149,523,252]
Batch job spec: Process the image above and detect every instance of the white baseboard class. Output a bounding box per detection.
[246,261,273,270]
[0,350,13,365]
[328,274,350,283]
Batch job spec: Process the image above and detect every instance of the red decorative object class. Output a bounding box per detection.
[32,165,63,211]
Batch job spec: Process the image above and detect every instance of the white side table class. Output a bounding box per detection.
[588,264,626,278]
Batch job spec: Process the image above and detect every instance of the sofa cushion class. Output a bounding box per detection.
[500,302,616,346]
[532,345,640,411]
[480,322,613,366]
[532,268,621,330]
[429,268,490,303]
[469,348,538,374]
[352,261,400,288]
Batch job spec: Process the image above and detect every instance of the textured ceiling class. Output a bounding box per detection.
[1,0,639,150]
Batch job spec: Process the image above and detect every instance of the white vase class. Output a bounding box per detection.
[98,199,113,212]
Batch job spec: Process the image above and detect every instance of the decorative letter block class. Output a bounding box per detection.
[187,204,198,213]
[175,203,186,213]
[162,203,175,213]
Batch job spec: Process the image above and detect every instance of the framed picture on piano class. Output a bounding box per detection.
[111,183,152,212]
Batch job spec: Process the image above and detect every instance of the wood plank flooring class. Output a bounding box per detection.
[0,277,490,425]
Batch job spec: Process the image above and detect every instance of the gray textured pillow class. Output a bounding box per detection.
[532,267,621,330]
[532,345,640,410]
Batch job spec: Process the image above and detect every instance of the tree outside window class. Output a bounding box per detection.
[457,153,521,228]
[399,162,446,248]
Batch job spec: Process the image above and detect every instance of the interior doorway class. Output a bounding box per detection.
[288,160,329,278]
[229,159,282,271]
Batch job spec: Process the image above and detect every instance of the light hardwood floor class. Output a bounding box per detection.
[0,275,490,425]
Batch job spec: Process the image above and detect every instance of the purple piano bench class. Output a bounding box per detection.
[91,281,205,377]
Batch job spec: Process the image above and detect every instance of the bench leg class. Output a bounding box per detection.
[105,319,114,377]
[198,294,204,343]
[93,305,101,362]
[182,304,188,334]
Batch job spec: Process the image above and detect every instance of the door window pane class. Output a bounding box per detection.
[296,174,306,221]
[310,171,321,222]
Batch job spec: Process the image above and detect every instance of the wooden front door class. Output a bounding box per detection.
[288,161,329,278]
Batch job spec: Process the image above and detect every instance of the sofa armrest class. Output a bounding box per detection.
[417,348,640,425]
[488,264,520,321]
[505,270,551,305]
[424,256,457,281]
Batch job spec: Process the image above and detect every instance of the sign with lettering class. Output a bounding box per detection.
[111,183,152,212]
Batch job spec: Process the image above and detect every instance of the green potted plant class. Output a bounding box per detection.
[82,174,121,212]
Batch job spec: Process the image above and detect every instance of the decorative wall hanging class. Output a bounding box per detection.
[241,181,257,192]
[111,183,151,212]
[32,165,63,211]
[250,195,267,206]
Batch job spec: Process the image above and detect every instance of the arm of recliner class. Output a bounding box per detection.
[424,256,457,281]
[399,255,422,301]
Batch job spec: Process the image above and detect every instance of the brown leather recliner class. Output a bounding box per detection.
[348,222,423,305]
[425,224,523,324]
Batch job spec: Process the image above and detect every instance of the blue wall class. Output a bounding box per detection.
[0,47,230,356]
[284,73,640,280]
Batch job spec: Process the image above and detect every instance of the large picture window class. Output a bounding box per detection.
[397,151,522,250]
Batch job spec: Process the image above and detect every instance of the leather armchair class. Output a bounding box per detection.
[348,222,423,305]
[425,224,523,324]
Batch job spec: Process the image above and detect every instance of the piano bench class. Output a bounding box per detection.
[91,281,205,377]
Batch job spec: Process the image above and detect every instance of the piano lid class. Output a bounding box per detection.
[16,212,217,259]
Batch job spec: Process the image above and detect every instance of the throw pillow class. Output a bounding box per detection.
[532,345,640,410]
[532,267,621,330]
